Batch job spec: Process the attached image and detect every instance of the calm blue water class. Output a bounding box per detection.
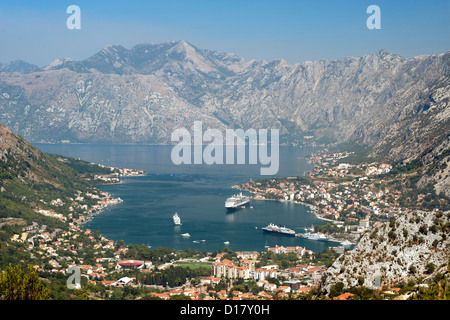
[34,144,339,253]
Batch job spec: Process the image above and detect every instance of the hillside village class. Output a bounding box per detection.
[10,207,333,300]
[239,151,448,242]
[4,151,448,300]
[3,154,342,300]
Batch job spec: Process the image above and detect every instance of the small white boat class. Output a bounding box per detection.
[181,233,190,238]
[224,241,230,246]
[173,212,182,225]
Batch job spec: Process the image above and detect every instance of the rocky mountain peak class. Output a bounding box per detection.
[376,48,391,57]
[166,40,207,62]
[0,60,41,73]
[43,57,73,70]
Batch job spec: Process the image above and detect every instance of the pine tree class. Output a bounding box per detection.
[0,264,51,300]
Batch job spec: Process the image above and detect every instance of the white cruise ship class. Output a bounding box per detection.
[225,192,250,210]
[262,223,296,236]
[173,212,182,225]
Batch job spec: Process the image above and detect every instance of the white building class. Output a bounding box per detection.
[114,277,133,287]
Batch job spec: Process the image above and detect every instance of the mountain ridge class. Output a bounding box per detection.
[0,122,106,228]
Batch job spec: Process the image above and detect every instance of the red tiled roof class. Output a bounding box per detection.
[333,293,354,300]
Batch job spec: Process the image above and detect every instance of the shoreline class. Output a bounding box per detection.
[76,172,147,227]
[76,195,123,228]
[247,191,354,246]
[242,188,338,224]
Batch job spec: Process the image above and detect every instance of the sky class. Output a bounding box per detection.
[0,0,449,67]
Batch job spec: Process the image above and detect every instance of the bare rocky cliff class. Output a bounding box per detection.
[319,209,450,295]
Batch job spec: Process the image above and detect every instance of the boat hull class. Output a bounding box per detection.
[225,193,250,210]
[262,228,295,237]
[298,234,329,241]
[225,200,250,211]
[173,213,182,225]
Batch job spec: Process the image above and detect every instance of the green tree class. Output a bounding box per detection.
[425,263,436,274]
[328,282,344,298]
[410,274,450,300]
[0,264,51,300]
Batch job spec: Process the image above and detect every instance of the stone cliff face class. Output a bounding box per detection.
[0,68,226,144]
[0,41,448,157]
[320,210,450,295]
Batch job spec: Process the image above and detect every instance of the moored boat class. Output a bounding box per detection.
[298,231,329,241]
[173,212,182,225]
[262,223,296,236]
[225,192,250,210]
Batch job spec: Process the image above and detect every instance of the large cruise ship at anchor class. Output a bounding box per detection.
[225,192,250,210]
[262,223,296,236]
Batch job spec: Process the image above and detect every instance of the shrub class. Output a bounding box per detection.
[429,225,438,234]
[329,282,345,298]
[419,225,428,235]
[425,263,436,274]
[403,229,409,238]
[388,231,396,241]
[409,265,417,274]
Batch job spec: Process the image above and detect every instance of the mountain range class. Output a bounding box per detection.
[0,40,449,194]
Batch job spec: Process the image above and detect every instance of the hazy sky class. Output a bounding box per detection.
[0,0,449,67]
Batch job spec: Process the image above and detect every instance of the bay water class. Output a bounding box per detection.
[35,144,339,253]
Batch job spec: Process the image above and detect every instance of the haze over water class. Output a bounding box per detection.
[35,144,340,253]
